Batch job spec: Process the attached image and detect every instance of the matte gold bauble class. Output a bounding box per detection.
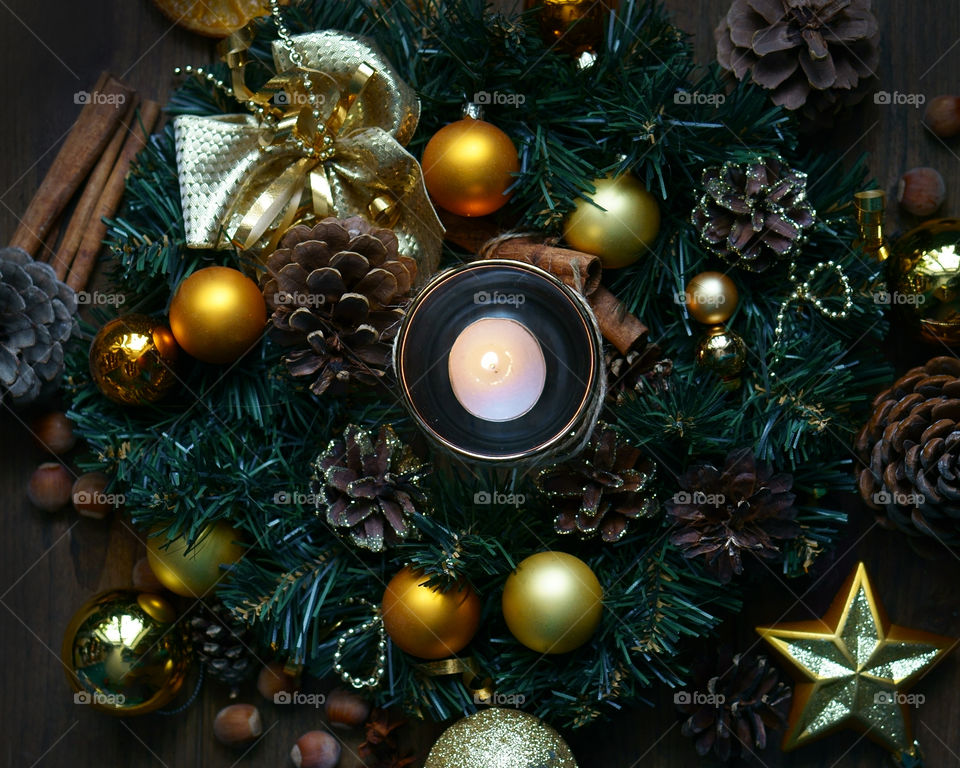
[146,521,245,597]
[62,589,190,715]
[563,174,660,268]
[525,0,616,55]
[168,266,266,364]
[381,566,482,659]
[695,326,747,389]
[501,551,603,654]
[425,708,579,768]
[421,117,519,217]
[89,315,179,405]
[685,271,738,325]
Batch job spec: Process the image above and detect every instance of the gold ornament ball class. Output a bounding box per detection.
[146,521,245,597]
[526,0,616,54]
[563,174,660,268]
[425,708,578,768]
[422,117,520,217]
[501,551,603,654]
[695,326,747,389]
[168,266,266,364]
[89,315,179,405]
[62,589,190,715]
[685,271,739,325]
[381,566,482,659]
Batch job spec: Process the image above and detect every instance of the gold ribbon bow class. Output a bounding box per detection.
[173,29,444,277]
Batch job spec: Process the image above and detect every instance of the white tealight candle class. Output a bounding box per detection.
[447,317,547,422]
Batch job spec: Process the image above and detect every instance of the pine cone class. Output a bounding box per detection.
[715,0,880,120]
[606,345,672,404]
[855,356,960,548]
[0,247,76,406]
[676,647,791,763]
[189,601,256,695]
[691,158,815,273]
[311,425,426,552]
[667,448,800,582]
[536,426,658,542]
[262,216,417,397]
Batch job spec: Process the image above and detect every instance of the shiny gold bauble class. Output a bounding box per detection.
[168,266,267,364]
[89,315,179,405]
[890,217,960,346]
[685,271,739,325]
[421,117,520,217]
[425,708,579,768]
[695,326,747,389]
[501,551,603,654]
[62,589,190,715]
[563,174,660,268]
[525,0,616,55]
[146,521,245,597]
[381,566,482,659]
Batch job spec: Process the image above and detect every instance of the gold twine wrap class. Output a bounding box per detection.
[173,29,444,277]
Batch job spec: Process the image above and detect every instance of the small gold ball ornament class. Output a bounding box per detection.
[502,551,602,654]
[62,589,190,715]
[381,566,482,659]
[89,315,179,404]
[563,174,660,268]
[525,0,616,55]
[422,117,520,217]
[146,521,245,597]
[684,271,739,325]
[168,266,266,364]
[695,326,747,389]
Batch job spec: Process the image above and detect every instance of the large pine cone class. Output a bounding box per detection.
[189,601,257,696]
[715,0,880,120]
[262,217,417,397]
[0,247,76,405]
[855,356,960,547]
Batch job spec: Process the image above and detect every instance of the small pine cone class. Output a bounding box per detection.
[676,648,791,763]
[189,601,256,695]
[311,425,426,552]
[606,345,672,404]
[536,425,658,542]
[854,356,960,548]
[667,448,800,582]
[262,216,417,397]
[691,158,815,273]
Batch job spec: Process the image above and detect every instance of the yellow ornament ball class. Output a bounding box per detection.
[502,551,603,654]
[422,117,520,217]
[684,271,739,325]
[146,521,245,597]
[381,567,482,659]
[168,266,266,364]
[564,174,660,268]
[89,314,179,405]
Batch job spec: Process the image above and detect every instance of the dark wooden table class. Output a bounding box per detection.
[2,1,959,766]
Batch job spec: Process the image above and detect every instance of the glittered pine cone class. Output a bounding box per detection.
[855,356,960,548]
[691,157,815,273]
[536,425,658,542]
[262,217,417,397]
[311,424,426,552]
[667,448,800,582]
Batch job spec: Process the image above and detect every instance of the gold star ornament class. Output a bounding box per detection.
[757,562,954,760]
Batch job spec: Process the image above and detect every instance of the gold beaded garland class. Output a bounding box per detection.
[333,598,388,689]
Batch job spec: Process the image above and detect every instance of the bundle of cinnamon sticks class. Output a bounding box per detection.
[9,71,161,292]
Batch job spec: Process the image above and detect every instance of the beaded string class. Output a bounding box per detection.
[332,597,387,689]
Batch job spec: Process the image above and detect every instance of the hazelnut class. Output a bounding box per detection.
[257,661,299,701]
[924,95,960,139]
[213,703,263,746]
[27,463,73,512]
[897,167,945,217]
[30,412,76,455]
[324,688,370,729]
[290,730,341,768]
[72,472,114,519]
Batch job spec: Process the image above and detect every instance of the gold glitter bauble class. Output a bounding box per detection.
[758,562,954,758]
[424,707,578,768]
[685,271,739,325]
[168,266,266,364]
[563,174,660,269]
[89,315,179,405]
[62,589,190,715]
[501,551,602,654]
[381,566,482,659]
[525,0,616,54]
[421,117,519,217]
[146,521,245,597]
[695,326,746,389]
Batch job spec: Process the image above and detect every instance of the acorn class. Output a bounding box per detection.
[132,556,165,592]
[897,167,946,217]
[290,730,341,768]
[257,661,300,702]
[27,462,73,512]
[30,412,76,455]
[213,703,263,746]
[71,472,113,519]
[924,95,960,139]
[324,688,371,729]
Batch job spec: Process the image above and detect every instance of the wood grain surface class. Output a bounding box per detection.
[2,1,959,766]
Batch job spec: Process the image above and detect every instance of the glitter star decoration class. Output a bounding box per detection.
[757,563,955,759]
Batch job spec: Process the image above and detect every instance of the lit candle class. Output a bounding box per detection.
[447,317,546,422]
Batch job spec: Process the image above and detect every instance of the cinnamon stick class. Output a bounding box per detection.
[10,73,135,257]
[481,236,602,295]
[53,96,139,280]
[67,100,161,292]
[588,286,649,355]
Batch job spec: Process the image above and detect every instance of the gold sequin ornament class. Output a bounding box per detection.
[424,708,578,768]
[89,315,179,405]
